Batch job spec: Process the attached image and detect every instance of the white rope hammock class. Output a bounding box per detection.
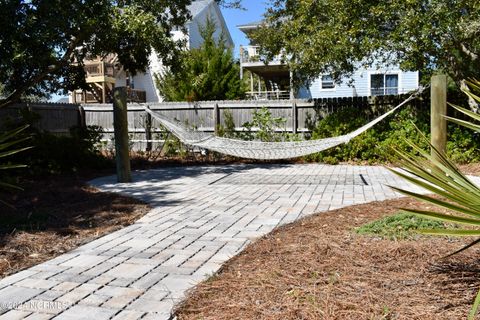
[145,89,424,160]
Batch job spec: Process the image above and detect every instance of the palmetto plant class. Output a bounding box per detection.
[0,125,31,205]
[389,80,480,320]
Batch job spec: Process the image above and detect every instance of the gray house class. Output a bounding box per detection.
[238,21,419,100]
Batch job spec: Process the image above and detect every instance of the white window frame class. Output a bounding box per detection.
[368,71,402,96]
[320,74,336,91]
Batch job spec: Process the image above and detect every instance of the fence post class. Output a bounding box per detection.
[113,87,132,183]
[78,105,87,129]
[213,103,220,135]
[431,74,447,160]
[145,111,152,152]
[292,100,298,134]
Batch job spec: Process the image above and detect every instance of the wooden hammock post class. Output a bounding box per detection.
[213,103,220,135]
[145,111,152,152]
[113,87,132,183]
[292,100,298,134]
[431,75,447,160]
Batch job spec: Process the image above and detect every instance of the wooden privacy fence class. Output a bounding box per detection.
[0,94,419,150]
[0,102,82,135]
[84,94,413,132]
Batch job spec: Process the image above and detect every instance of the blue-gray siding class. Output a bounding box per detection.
[299,68,419,99]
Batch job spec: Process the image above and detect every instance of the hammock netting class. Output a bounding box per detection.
[145,90,422,160]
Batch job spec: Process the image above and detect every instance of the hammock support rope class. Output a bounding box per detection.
[145,89,425,160]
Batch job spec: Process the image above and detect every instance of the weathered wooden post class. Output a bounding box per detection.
[292,100,298,134]
[145,111,152,152]
[113,87,132,183]
[431,75,447,159]
[78,105,87,129]
[213,103,220,135]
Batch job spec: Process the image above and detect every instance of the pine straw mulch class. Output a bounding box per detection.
[0,174,150,278]
[175,197,480,320]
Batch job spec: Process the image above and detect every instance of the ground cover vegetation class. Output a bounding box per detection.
[356,212,448,240]
[156,18,246,102]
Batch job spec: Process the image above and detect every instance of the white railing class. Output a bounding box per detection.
[246,90,291,100]
[240,46,285,65]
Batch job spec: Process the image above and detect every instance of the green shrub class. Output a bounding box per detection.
[388,80,480,320]
[162,135,188,157]
[2,109,110,175]
[25,126,110,174]
[305,103,480,164]
[216,109,236,138]
[356,212,448,240]
[240,107,295,142]
[447,125,480,163]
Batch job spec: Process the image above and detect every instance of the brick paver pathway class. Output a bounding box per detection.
[0,164,429,319]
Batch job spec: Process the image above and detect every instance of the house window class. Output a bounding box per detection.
[321,75,335,89]
[371,74,398,96]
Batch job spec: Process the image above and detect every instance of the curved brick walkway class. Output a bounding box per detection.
[0,164,428,320]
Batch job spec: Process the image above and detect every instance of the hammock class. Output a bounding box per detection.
[145,89,423,160]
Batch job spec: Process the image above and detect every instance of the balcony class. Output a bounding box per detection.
[85,61,115,77]
[73,87,146,104]
[126,88,146,103]
[84,61,116,84]
[240,46,286,66]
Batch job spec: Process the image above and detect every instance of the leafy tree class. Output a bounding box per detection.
[0,0,241,107]
[156,18,245,102]
[253,1,480,90]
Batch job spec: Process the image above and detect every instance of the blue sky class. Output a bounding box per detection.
[221,0,268,57]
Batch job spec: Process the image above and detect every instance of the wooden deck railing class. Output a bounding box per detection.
[240,46,285,65]
[74,87,146,104]
[127,88,146,103]
[84,62,116,78]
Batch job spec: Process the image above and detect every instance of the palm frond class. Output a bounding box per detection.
[0,125,29,144]
[0,125,31,195]
[390,79,480,320]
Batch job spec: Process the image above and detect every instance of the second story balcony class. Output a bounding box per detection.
[84,61,116,83]
[73,87,146,104]
[240,46,286,67]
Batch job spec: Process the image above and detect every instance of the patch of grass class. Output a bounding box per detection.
[356,212,448,240]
